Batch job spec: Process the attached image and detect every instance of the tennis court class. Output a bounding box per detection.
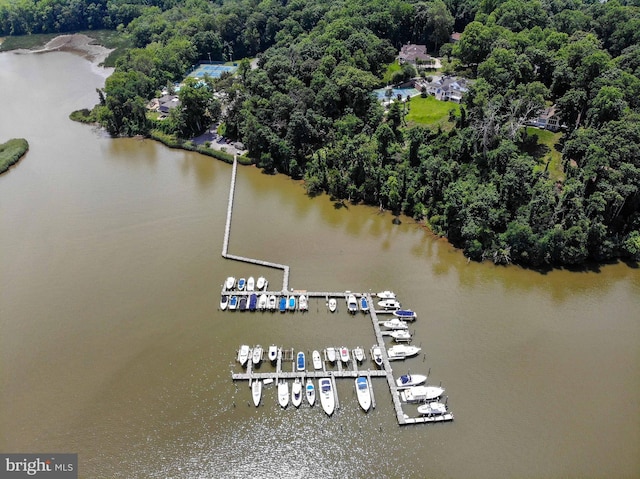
[188,63,238,79]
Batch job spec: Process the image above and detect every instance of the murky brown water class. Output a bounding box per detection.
[1,51,639,479]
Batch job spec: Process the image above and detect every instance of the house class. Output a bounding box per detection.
[527,105,561,132]
[157,94,181,114]
[398,44,435,67]
[425,76,469,102]
[449,32,462,43]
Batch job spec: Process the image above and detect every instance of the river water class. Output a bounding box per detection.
[0,50,638,479]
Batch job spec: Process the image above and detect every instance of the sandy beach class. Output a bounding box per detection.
[24,34,113,65]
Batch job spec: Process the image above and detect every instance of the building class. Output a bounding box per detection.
[398,44,435,67]
[425,76,469,102]
[527,106,562,132]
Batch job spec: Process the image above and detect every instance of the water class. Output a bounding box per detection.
[373,87,421,100]
[1,50,639,478]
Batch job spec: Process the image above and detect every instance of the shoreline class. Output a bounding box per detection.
[14,33,114,66]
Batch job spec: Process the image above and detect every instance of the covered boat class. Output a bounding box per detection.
[248,293,258,311]
[287,295,296,311]
[279,296,287,312]
[239,296,247,311]
[291,378,303,408]
[393,309,417,321]
[400,385,445,403]
[229,295,238,311]
[355,376,371,412]
[296,351,305,371]
[360,296,369,312]
[396,373,428,389]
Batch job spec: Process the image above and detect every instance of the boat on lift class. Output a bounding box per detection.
[417,400,449,417]
[251,380,262,407]
[252,345,263,365]
[353,346,365,363]
[291,378,303,408]
[305,379,316,407]
[389,330,412,342]
[237,277,246,291]
[287,295,296,311]
[360,295,369,312]
[387,344,421,360]
[312,350,322,370]
[346,293,358,314]
[298,294,308,311]
[256,276,266,290]
[279,296,287,312]
[339,346,350,363]
[248,293,258,311]
[246,276,255,292]
[278,380,289,408]
[296,351,305,371]
[220,295,228,310]
[355,376,371,412]
[239,296,248,311]
[371,345,383,367]
[328,298,337,312]
[319,378,335,416]
[258,294,268,310]
[224,276,236,291]
[396,373,428,389]
[229,295,238,311]
[382,318,409,330]
[393,309,417,321]
[376,290,396,299]
[237,344,250,366]
[400,385,445,403]
[268,295,277,311]
[326,347,336,363]
[378,299,401,310]
[268,345,278,363]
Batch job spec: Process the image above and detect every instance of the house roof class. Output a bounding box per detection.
[398,44,431,63]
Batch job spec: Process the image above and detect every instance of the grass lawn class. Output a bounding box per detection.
[382,61,402,84]
[405,95,460,127]
[526,127,564,182]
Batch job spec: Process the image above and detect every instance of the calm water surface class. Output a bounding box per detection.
[1,51,639,479]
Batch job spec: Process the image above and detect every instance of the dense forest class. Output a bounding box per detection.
[3,0,639,266]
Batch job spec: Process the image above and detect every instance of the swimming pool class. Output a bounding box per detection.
[373,88,421,100]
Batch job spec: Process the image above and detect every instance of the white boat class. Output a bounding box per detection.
[296,351,306,371]
[417,401,448,416]
[258,293,268,310]
[224,276,236,291]
[346,293,358,314]
[353,346,365,363]
[229,295,238,311]
[371,345,383,367]
[326,347,336,362]
[355,376,371,412]
[328,298,337,312]
[237,277,246,291]
[220,295,228,310]
[387,344,421,360]
[396,373,428,389]
[400,385,445,403]
[389,330,412,342]
[298,294,308,311]
[252,345,263,365]
[339,346,350,363]
[312,350,322,370]
[278,380,289,408]
[376,290,396,299]
[268,345,278,363]
[378,299,401,310]
[393,309,417,321]
[238,345,250,366]
[252,380,262,407]
[319,378,335,416]
[291,378,303,408]
[382,318,409,330]
[268,294,277,311]
[305,379,316,407]
[246,276,255,291]
[256,276,266,290]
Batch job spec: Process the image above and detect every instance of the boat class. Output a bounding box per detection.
[237,277,246,291]
[296,351,305,371]
[248,293,257,311]
[371,345,383,367]
[287,295,296,311]
[360,295,369,312]
[417,401,449,416]
[256,276,266,290]
[229,295,239,311]
[252,380,262,407]
[355,376,371,412]
[400,385,445,403]
[353,346,365,363]
[319,378,335,416]
[238,345,250,366]
[220,295,228,311]
[387,344,421,360]
[326,347,336,363]
[393,309,417,321]
[246,276,255,292]
[268,345,278,363]
[378,299,401,310]
[376,290,396,299]
[298,294,308,311]
[312,350,322,370]
[239,296,248,311]
[346,293,358,314]
[268,295,277,311]
[305,379,316,407]
[278,380,289,408]
[396,373,428,389]
[278,296,287,312]
[328,298,337,312]
[382,318,409,330]
[291,378,303,408]
[340,346,350,363]
[224,276,236,291]
[258,293,268,310]
[252,344,263,365]
[389,330,412,342]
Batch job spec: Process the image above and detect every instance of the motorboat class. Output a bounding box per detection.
[252,345,263,365]
[239,296,248,311]
[326,347,336,363]
[224,276,236,291]
[389,330,412,342]
[360,296,369,312]
[312,350,322,370]
[355,376,371,412]
[258,294,268,310]
[278,380,289,408]
[279,296,287,312]
[376,290,396,299]
[287,295,296,311]
[387,344,421,360]
[229,295,239,311]
[400,385,445,403]
[340,346,350,363]
[417,401,449,416]
[371,345,383,367]
[237,277,246,291]
[396,373,428,389]
[382,318,409,330]
[237,344,250,366]
[220,295,228,311]
[353,346,365,363]
[252,380,262,407]
[319,378,335,416]
[247,276,255,292]
[291,378,303,408]
[256,276,266,290]
[268,345,278,363]
[393,309,417,321]
[268,295,277,311]
[296,351,306,371]
[305,379,316,407]
[328,298,337,312]
[378,299,401,310]
[298,294,308,311]
[248,293,257,311]
[346,293,358,314]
